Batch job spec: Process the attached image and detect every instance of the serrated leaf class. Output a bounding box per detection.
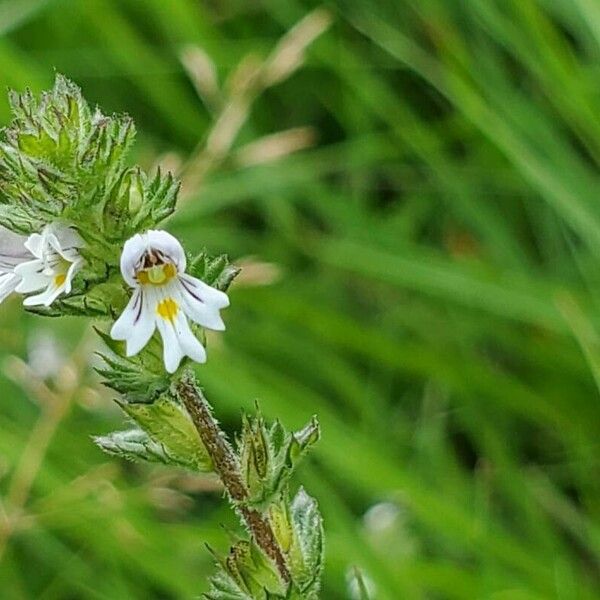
[93,428,192,468]
[204,541,287,600]
[120,395,213,472]
[93,326,125,356]
[269,421,286,455]
[204,568,252,600]
[287,488,324,595]
[96,351,169,402]
[189,252,240,291]
[238,413,320,511]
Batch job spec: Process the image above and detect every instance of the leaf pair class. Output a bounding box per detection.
[238,411,320,511]
[206,488,324,600]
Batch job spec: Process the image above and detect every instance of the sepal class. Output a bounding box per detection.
[189,251,241,292]
[204,541,287,600]
[94,326,170,403]
[238,410,320,511]
[102,166,179,240]
[285,488,324,597]
[96,351,170,403]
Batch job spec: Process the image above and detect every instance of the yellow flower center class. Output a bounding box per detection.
[54,273,66,287]
[156,297,179,322]
[137,263,177,286]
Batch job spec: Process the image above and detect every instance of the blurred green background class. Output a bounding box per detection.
[1,0,600,598]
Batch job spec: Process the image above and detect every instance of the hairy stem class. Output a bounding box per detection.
[175,372,290,583]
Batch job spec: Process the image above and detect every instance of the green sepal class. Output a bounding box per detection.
[94,323,171,403]
[285,488,324,597]
[95,351,170,403]
[204,541,287,600]
[102,165,179,241]
[189,251,241,292]
[267,490,324,597]
[116,394,213,472]
[238,410,320,511]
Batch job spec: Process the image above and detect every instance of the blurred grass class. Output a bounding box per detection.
[0,0,600,598]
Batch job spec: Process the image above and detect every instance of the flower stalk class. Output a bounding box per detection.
[175,372,290,582]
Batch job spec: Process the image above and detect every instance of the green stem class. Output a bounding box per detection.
[175,372,291,583]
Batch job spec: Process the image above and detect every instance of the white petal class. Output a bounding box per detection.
[179,274,229,308]
[14,260,48,293]
[145,230,186,272]
[49,223,84,250]
[0,226,31,271]
[120,230,186,287]
[111,288,157,356]
[63,258,83,294]
[0,273,20,303]
[174,310,207,364]
[24,233,45,258]
[111,289,141,340]
[180,292,225,330]
[46,230,83,265]
[177,275,228,330]
[156,316,185,373]
[120,233,147,286]
[23,281,63,307]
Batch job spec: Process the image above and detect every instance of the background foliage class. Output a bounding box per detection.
[0,0,599,598]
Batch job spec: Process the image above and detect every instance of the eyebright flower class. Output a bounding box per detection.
[14,223,85,307]
[110,230,229,373]
[0,225,31,303]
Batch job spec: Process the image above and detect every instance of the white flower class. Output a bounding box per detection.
[0,225,31,303]
[110,230,230,373]
[14,222,85,307]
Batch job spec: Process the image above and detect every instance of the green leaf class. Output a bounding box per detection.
[102,166,180,240]
[287,488,324,596]
[93,428,192,468]
[96,351,170,403]
[204,541,287,600]
[237,412,320,511]
[119,395,213,472]
[189,251,241,291]
[94,321,172,402]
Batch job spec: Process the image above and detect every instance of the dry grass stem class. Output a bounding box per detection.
[179,8,331,201]
[0,337,92,563]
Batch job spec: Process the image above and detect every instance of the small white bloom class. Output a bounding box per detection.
[0,225,33,303]
[110,230,229,373]
[14,222,85,307]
